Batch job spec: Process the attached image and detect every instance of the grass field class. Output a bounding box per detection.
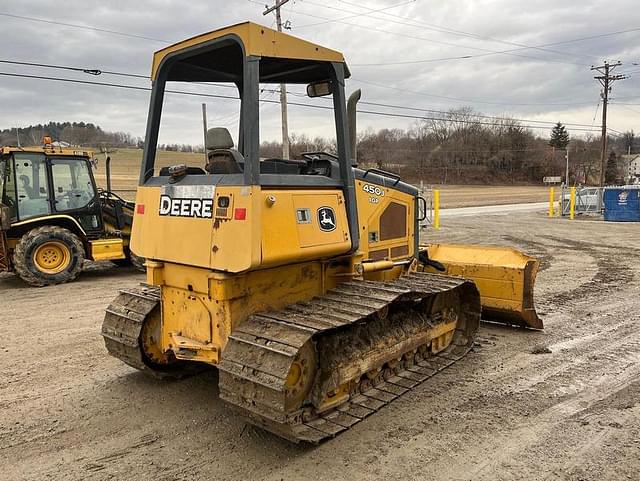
[95,148,550,208]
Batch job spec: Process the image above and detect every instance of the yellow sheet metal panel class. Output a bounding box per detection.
[427,244,536,269]
[355,179,414,262]
[89,238,125,261]
[210,186,261,273]
[131,186,216,269]
[157,260,339,364]
[131,185,259,273]
[261,189,351,267]
[151,22,345,80]
[425,243,542,329]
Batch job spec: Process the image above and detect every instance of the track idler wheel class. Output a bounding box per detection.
[139,306,177,370]
[284,341,317,413]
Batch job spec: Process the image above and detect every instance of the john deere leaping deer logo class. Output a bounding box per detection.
[317,207,336,232]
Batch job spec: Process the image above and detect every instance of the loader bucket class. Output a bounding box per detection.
[420,243,543,329]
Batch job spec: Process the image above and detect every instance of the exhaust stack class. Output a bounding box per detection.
[347,89,361,166]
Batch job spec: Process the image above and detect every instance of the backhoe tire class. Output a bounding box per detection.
[13,226,85,287]
[130,253,146,272]
[112,251,145,273]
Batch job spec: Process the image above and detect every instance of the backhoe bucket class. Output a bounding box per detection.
[419,244,543,329]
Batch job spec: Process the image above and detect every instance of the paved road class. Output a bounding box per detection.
[440,201,548,217]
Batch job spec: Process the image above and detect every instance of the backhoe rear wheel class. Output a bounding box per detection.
[112,251,145,272]
[13,226,85,287]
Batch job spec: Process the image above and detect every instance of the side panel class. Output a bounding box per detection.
[260,189,351,267]
[355,179,415,262]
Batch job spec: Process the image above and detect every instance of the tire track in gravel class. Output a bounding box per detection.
[409,321,640,481]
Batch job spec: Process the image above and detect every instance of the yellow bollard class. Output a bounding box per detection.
[548,187,555,217]
[433,189,440,230]
[569,186,576,220]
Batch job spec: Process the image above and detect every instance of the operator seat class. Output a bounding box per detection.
[204,127,243,174]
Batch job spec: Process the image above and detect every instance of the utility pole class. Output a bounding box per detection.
[263,0,291,159]
[591,61,626,186]
[565,148,570,186]
[201,103,208,163]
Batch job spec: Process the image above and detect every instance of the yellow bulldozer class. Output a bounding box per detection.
[102,22,541,442]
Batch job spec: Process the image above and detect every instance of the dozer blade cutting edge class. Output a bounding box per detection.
[420,243,543,329]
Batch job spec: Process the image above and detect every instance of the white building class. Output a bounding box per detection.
[622,154,640,183]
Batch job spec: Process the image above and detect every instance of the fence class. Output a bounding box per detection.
[559,186,603,216]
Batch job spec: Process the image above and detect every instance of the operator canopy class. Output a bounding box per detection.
[141,22,355,187]
[151,22,350,84]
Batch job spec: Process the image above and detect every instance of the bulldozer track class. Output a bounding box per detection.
[102,286,204,378]
[218,272,480,443]
[101,273,480,442]
[101,285,179,378]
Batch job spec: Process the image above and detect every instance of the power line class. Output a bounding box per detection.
[3,57,601,123]
[352,78,598,107]
[0,71,238,99]
[0,12,168,43]
[294,0,418,29]
[360,25,640,66]
[3,7,637,71]
[246,0,588,67]
[300,0,597,62]
[0,59,147,78]
[0,70,605,133]
[355,99,600,128]
[0,58,245,91]
[285,85,599,126]
[290,2,640,67]
[614,104,640,116]
[353,107,603,132]
[590,101,601,129]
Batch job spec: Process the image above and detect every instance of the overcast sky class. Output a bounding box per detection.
[0,0,638,146]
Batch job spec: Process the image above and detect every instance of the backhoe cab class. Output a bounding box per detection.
[0,140,142,286]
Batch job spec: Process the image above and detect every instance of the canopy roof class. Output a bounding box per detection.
[151,22,348,84]
[1,146,93,157]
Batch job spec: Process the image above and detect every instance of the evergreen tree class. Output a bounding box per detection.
[549,122,570,149]
[605,151,618,185]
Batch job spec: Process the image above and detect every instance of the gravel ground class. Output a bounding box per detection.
[1,211,639,481]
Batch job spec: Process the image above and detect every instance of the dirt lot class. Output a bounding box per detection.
[2,212,639,481]
[95,148,550,208]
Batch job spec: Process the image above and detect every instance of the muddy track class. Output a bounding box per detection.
[501,234,554,272]
[549,254,635,305]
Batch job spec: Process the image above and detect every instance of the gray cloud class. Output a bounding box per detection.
[0,0,638,145]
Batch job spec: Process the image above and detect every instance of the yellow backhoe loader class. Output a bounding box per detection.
[102,22,541,442]
[0,140,143,286]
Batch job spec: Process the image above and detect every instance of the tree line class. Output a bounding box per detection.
[0,122,141,149]
[1,111,635,185]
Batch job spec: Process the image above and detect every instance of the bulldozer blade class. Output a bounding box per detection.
[420,244,543,329]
